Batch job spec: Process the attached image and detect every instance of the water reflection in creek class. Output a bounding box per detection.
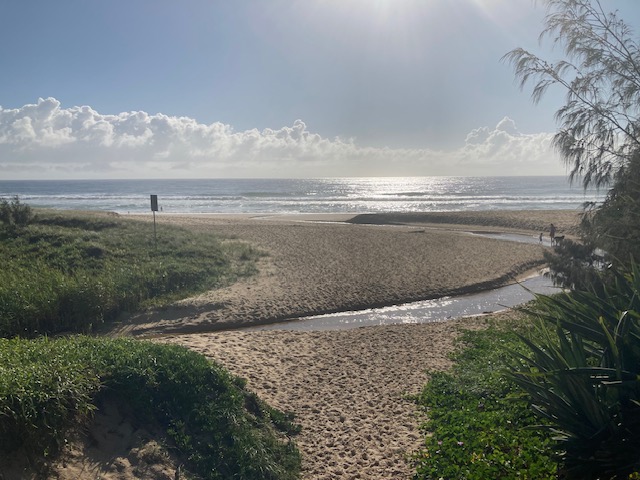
[251,232,560,331]
[251,275,560,331]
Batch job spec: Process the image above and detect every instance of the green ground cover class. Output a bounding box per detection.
[0,209,261,337]
[413,315,557,479]
[0,205,300,478]
[0,336,301,479]
[414,291,640,480]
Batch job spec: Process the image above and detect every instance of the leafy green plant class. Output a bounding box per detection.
[509,263,640,479]
[414,317,556,479]
[0,195,34,227]
[0,336,301,479]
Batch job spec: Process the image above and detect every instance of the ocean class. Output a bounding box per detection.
[0,176,602,214]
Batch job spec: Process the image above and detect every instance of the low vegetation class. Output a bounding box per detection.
[0,203,300,478]
[413,315,557,479]
[0,336,301,479]
[416,264,640,479]
[0,205,261,337]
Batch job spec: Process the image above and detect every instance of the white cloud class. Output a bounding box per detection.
[0,98,565,178]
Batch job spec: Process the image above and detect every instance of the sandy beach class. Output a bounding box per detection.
[19,210,579,479]
[104,210,575,479]
[161,318,491,479]
[110,209,578,336]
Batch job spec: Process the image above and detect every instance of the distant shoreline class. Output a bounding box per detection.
[1,176,601,214]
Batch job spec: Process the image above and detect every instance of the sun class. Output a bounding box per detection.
[467,0,526,27]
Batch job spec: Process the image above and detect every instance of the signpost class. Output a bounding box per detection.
[150,195,158,247]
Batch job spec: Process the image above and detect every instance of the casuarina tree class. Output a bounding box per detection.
[504,2,640,478]
[504,0,640,287]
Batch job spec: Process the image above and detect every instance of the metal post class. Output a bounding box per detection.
[150,194,158,249]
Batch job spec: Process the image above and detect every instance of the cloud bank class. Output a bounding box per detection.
[0,98,564,179]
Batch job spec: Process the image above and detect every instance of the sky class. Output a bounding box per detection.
[0,0,638,180]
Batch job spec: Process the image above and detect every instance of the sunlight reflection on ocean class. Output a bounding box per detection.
[0,176,601,214]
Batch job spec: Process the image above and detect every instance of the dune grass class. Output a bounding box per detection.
[0,210,262,337]
[0,208,301,478]
[0,336,301,479]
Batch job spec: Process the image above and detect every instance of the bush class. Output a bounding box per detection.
[0,196,33,227]
[509,263,640,479]
[0,336,301,479]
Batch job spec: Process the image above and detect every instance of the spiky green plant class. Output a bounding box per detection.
[509,263,640,479]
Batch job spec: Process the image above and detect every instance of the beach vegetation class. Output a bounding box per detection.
[0,209,301,477]
[507,263,640,479]
[546,151,640,289]
[413,314,557,479]
[581,150,640,265]
[0,210,261,338]
[0,335,301,479]
[504,0,640,288]
[0,195,34,228]
[503,0,640,190]
[504,5,640,474]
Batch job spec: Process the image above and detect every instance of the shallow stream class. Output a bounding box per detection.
[250,232,560,331]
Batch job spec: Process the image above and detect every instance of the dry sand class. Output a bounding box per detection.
[110,209,576,336]
[4,210,580,479]
[161,317,490,480]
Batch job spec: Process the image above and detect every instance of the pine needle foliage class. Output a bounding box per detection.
[503,0,640,189]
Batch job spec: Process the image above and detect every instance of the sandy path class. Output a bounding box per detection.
[162,318,488,479]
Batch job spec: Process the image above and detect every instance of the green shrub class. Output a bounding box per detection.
[509,263,640,479]
[0,336,301,479]
[0,196,33,227]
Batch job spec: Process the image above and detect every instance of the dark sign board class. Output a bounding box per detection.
[150,195,158,212]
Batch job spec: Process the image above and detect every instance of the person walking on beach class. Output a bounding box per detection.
[549,223,556,245]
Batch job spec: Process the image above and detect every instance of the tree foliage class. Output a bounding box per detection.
[583,149,640,266]
[504,0,640,288]
[503,0,640,189]
[0,196,33,228]
[504,4,640,477]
